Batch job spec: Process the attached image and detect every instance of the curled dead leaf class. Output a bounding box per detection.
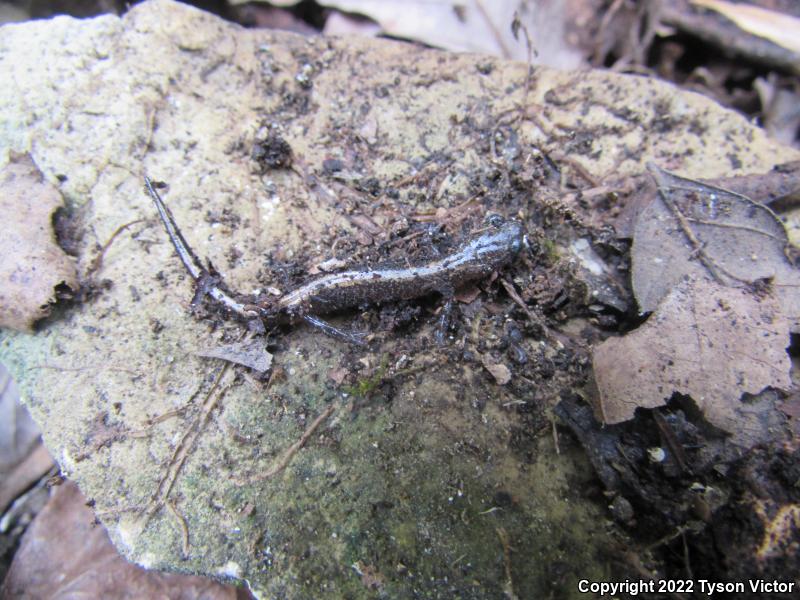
[196,337,273,374]
[632,164,800,332]
[483,360,512,385]
[593,276,791,447]
[1,481,241,599]
[690,0,800,55]
[0,154,78,332]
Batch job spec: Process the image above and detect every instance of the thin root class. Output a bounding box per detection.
[237,402,338,485]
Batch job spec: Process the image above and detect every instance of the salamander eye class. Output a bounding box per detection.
[485,213,505,228]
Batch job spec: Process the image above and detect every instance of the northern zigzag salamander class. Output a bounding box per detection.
[144,176,524,342]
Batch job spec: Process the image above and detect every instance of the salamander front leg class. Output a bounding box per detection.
[302,314,368,347]
[434,299,454,345]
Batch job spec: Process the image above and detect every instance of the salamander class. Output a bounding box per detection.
[144,177,523,342]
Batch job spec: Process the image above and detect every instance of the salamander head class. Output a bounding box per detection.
[463,216,524,271]
[483,215,523,250]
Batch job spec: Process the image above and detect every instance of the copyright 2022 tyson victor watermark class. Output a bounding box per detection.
[578,578,796,596]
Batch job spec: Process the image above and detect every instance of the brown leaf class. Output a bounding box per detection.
[632,164,800,332]
[0,481,244,600]
[690,0,800,54]
[707,160,800,210]
[593,276,791,447]
[349,213,382,236]
[778,392,800,437]
[0,363,41,472]
[308,257,347,275]
[327,366,348,385]
[753,79,800,151]
[197,337,273,374]
[313,0,583,68]
[0,153,78,331]
[0,443,53,516]
[454,285,481,304]
[483,360,512,385]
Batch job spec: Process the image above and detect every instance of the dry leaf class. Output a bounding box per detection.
[309,257,347,275]
[708,161,800,210]
[753,77,800,149]
[312,0,582,68]
[0,361,54,518]
[0,153,78,331]
[778,391,800,437]
[593,276,791,447]
[454,285,482,304]
[0,363,41,472]
[352,560,385,590]
[483,360,512,385]
[197,337,273,374]
[690,0,800,54]
[632,164,800,331]
[0,443,53,516]
[327,366,348,385]
[322,10,382,37]
[0,481,243,599]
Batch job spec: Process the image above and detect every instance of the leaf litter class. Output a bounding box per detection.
[196,336,273,375]
[593,164,799,446]
[0,363,54,516]
[1,481,242,600]
[593,275,791,447]
[632,163,799,328]
[0,153,78,332]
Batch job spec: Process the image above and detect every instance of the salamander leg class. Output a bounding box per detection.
[302,314,368,347]
[434,299,454,345]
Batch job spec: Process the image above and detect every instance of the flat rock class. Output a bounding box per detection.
[1,0,797,597]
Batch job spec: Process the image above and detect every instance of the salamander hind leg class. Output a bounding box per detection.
[302,314,368,347]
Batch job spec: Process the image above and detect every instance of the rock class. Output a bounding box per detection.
[0,1,796,597]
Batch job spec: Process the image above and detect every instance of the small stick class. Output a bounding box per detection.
[86,219,146,278]
[500,277,549,334]
[496,527,519,600]
[166,499,190,558]
[144,177,204,280]
[147,363,230,517]
[551,418,560,455]
[237,402,338,485]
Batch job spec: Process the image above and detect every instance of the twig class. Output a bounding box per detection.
[510,9,534,120]
[684,217,786,241]
[147,363,230,517]
[496,527,518,600]
[591,0,626,66]
[237,401,338,485]
[550,153,601,187]
[552,418,560,455]
[142,407,189,426]
[166,499,191,559]
[682,529,694,580]
[624,550,688,600]
[500,277,549,335]
[86,219,146,278]
[645,524,690,552]
[475,1,511,58]
[652,410,690,474]
[29,363,139,376]
[649,166,746,286]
